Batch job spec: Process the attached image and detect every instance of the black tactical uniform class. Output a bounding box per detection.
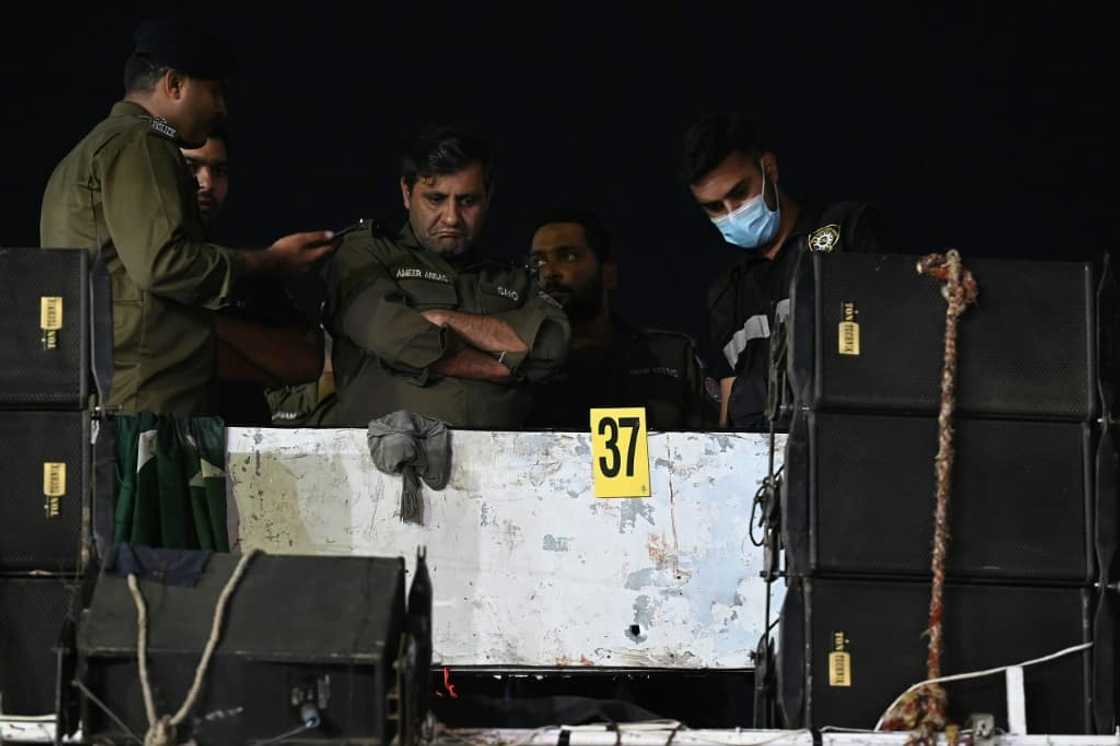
[528,317,716,430]
[706,202,884,430]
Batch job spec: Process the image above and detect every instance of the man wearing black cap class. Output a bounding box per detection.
[39,19,337,416]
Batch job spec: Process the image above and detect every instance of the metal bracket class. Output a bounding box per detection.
[967,713,996,746]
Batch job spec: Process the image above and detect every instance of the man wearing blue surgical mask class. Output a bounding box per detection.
[682,112,885,429]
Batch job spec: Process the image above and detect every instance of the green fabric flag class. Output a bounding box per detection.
[113,414,229,551]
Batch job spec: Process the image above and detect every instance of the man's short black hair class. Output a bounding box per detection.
[401,123,496,192]
[123,53,170,93]
[680,112,767,185]
[531,209,612,262]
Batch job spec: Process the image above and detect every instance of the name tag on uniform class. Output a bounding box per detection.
[628,366,680,379]
[395,267,451,283]
[590,407,651,498]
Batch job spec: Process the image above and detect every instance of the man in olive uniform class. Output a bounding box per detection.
[682,112,885,430]
[526,210,716,431]
[324,124,570,427]
[265,332,335,425]
[180,126,326,425]
[39,19,337,416]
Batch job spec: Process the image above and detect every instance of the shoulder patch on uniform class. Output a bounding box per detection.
[809,224,840,253]
[146,116,178,141]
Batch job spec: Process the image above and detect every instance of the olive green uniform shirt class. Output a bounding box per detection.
[40,101,241,415]
[325,223,570,427]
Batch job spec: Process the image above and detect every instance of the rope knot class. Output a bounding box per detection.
[881,683,948,735]
[916,250,978,317]
[143,715,176,746]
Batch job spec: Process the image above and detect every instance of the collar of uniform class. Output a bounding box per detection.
[396,221,425,251]
[786,202,827,241]
[110,100,180,143]
[110,100,154,120]
[397,221,493,270]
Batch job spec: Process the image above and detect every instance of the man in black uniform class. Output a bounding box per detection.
[527,210,716,430]
[682,112,884,430]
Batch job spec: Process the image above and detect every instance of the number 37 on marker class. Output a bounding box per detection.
[590,407,651,498]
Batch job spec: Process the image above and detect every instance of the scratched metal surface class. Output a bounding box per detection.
[226,428,784,668]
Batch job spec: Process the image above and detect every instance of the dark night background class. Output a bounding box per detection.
[3,4,1115,344]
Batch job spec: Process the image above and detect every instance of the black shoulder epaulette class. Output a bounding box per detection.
[139,115,178,142]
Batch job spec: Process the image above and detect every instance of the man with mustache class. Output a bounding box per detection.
[526,210,716,430]
[323,124,570,427]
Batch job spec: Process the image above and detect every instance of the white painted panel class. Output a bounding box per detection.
[227,428,784,668]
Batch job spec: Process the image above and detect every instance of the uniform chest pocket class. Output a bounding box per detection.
[477,277,527,314]
[397,278,459,310]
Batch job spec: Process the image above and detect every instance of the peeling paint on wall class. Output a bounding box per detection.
[228,428,784,668]
[542,535,572,552]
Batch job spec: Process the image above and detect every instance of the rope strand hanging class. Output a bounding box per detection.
[881,250,977,745]
[128,548,260,746]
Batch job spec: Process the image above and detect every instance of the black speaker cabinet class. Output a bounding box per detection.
[788,253,1096,420]
[0,411,90,574]
[1098,425,1120,592]
[0,247,90,409]
[1095,425,1120,732]
[782,411,1095,583]
[0,576,80,716]
[778,577,1095,733]
[78,553,406,745]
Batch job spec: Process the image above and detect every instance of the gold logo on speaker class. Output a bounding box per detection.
[829,631,852,687]
[838,302,860,356]
[43,462,66,519]
[40,296,63,351]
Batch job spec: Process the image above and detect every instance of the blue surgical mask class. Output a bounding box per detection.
[711,165,781,249]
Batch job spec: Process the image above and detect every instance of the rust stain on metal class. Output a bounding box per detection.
[665,439,687,582]
[647,533,672,568]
